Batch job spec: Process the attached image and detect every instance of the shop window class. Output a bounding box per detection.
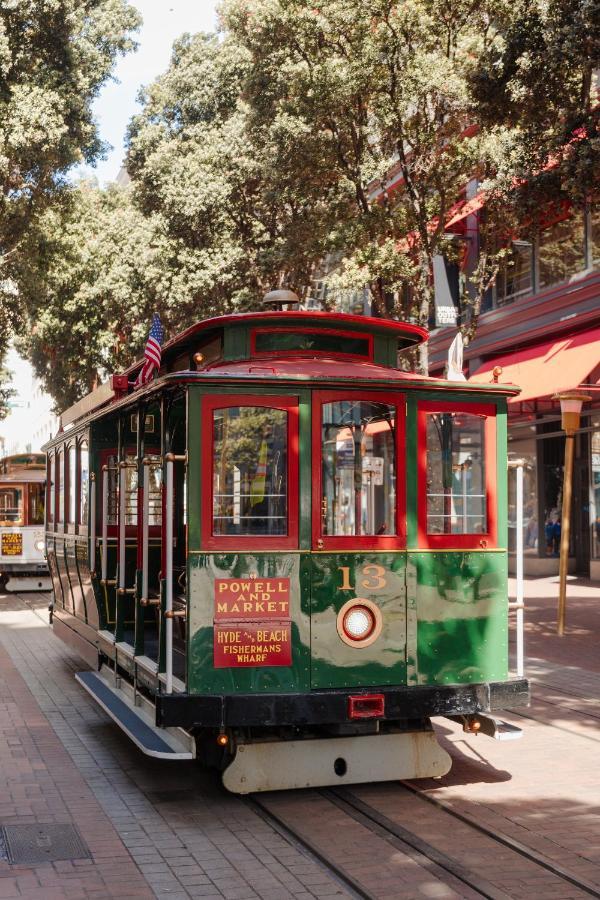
[507,439,538,554]
[320,400,396,537]
[0,486,24,526]
[538,209,586,290]
[212,407,288,536]
[591,429,600,561]
[28,484,45,525]
[592,204,600,264]
[495,241,533,306]
[418,402,496,548]
[79,443,89,525]
[68,445,76,524]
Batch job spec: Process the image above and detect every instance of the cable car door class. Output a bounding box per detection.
[310,392,407,690]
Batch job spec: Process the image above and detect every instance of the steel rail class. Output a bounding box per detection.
[326,788,509,900]
[398,781,600,898]
[245,795,374,900]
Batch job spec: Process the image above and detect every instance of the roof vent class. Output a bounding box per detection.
[263,289,300,310]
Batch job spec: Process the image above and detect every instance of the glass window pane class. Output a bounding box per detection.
[125,456,138,525]
[57,451,64,523]
[28,484,45,525]
[212,407,287,536]
[0,487,24,525]
[79,444,89,525]
[68,445,76,523]
[538,210,586,289]
[496,242,533,306]
[47,456,54,523]
[146,456,162,526]
[591,429,600,560]
[321,400,396,537]
[107,455,118,525]
[255,330,370,358]
[426,412,486,534]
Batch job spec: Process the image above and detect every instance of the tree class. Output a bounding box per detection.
[12,182,158,410]
[127,30,342,313]
[220,0,520,370]
[0,0,140,412]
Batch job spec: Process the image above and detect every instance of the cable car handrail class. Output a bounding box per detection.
[165,451,186,694]
[89,473,96,575]
[101,465,109,582]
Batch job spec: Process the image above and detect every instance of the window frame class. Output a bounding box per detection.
[77,439,89,528]
[417,400,497,550]
[46,453,54,525]
[312,390,406,551]
[201,393,299,551]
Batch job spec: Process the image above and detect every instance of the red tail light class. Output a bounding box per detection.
[348,694,385,719]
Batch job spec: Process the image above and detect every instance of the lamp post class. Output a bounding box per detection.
[553,391,591,636]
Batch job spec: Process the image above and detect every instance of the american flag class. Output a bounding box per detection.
[134,314,164,388]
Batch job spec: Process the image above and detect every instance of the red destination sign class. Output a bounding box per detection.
[214,577,290,621]
[214,623,292,668]
[213,576,292,668]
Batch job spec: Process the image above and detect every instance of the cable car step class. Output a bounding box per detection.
[75,670,194,760]
[222,730,452,794]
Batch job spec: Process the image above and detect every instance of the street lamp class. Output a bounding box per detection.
[553,391,591,636]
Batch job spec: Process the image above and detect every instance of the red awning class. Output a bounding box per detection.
[469,327,600,403]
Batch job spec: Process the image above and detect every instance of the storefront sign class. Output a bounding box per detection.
[214,577,290,620]
[214,623,292,667]
[1,532,22,556]
[213,576,292,667]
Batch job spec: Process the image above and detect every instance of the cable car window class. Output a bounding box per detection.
[212,407,288,536]
[107,454,118,525]
[254,329,370,359]
[426,413,486,534]
[0,486,24,526]
[28,484,45,525]
[124,457,138,525]
[79,443,89,525]
[146,456,162,526]
[47,455,54,524]
[57,450,64,523]
[321,401,396,536]
[68,445,76,523]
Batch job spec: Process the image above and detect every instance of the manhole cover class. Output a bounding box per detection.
[1,824,90,865]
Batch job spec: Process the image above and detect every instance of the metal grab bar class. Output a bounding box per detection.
[141,457,151,607]
[164,452,186,693]
[118,461,127,593]
[101,466,108,581]
[89,473,96,575]
[508,460,525,678]
[165,455,174,693]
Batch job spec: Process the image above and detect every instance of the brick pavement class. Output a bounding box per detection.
[0,594,349,900]
[1,577,599,899]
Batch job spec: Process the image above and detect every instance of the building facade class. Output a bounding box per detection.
[427,203,600,580]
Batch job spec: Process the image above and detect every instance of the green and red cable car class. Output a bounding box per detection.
[44,307,529,792]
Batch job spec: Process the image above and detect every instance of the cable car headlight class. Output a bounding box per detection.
[35,539,45,552]
[337,598,382,648]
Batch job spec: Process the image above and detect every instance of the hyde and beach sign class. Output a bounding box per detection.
[213,576,292,668]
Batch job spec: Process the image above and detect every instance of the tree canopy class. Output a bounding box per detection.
[0,0,140,412]
[7,0,600,409]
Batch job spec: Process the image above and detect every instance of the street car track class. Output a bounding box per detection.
[248,784,600,900]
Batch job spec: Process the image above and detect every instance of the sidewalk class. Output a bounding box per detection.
[0,577,598,899]
[509,574,600,674]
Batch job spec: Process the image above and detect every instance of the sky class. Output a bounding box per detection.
[80,0,220,186]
